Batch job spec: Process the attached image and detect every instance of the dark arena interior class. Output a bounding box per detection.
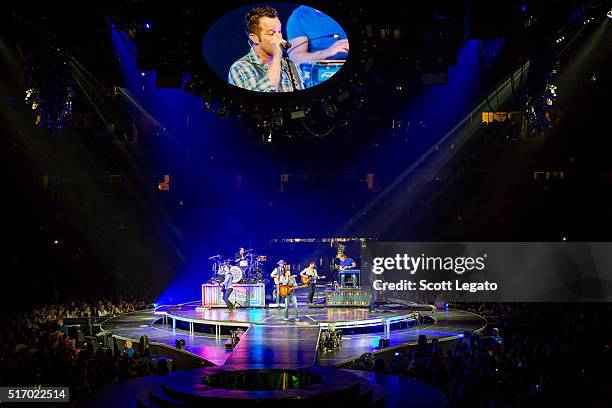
[2,0,612,407]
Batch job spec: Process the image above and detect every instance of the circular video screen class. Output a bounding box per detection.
[203,3,349,93]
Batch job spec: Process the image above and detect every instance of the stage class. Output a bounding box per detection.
[100,300,487,367]
[96,300,484,407]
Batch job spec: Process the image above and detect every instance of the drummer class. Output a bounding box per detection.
[235,247,252,271]
[234,247,246,263]
[270,260,286,304]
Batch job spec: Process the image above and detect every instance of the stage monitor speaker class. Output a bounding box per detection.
[157,357,173,375]
[379,338,390,348]
[139,335,150,355]
[417,334,428,352]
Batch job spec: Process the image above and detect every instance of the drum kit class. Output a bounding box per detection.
[209,249,266,284]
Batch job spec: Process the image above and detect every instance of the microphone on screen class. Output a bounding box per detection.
[280,40,292,51]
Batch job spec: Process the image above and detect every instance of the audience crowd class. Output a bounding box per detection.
[0,293,156,400]
[349,302,612,407]
[2,292,611,406]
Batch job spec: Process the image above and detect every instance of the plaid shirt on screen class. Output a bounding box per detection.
[228,48,304,92]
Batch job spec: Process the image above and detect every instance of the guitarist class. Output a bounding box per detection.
[279,268,299,321]
[270,259,286,304]
[300,260,324,306]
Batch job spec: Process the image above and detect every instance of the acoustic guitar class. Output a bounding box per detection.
[301,275,326,285]
[278,284,308,298]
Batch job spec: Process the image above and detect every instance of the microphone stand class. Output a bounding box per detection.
[282,49,300,91]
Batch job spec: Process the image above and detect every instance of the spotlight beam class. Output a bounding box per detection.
[339,61,531,236]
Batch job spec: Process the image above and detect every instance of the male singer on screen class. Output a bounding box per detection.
[228,6,304,92]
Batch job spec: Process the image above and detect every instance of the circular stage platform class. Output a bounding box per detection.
[101,301,487,368]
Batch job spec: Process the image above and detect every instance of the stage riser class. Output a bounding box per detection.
[201,283,265,308]
[326,289,372,307]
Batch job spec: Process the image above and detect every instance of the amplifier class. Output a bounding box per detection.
[326,289,372,307]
